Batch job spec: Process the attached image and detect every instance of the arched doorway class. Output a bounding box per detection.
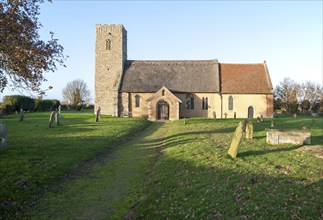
[248,106,254,118]
[157,101,169,120]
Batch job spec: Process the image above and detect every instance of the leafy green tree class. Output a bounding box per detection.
[2,95,35,112]
[34,99,60,111]
[0,0,66,94]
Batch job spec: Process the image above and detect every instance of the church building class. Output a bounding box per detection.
[95,24,274,121]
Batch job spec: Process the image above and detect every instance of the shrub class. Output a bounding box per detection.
[34,99,60,111]
[2,95,35,112]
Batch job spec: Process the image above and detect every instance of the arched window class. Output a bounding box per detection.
[135,95,140,107]
[228,96,233,110]
[202,97,205,110]
[186,94,195,110]
[202,97,209,110]
[106,39,111,50]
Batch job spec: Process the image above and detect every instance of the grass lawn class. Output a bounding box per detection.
[0,111,151,219]
[134,117,323,219]
[0,113,322,219]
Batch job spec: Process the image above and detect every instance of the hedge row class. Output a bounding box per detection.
[1,95,60,114]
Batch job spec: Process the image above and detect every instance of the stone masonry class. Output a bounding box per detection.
[95,24,127,116]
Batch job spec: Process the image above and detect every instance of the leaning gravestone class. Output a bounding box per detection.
[0,123,8,151]
[246,121,253,139]
[228,121,243,158]
[49,111,56,128]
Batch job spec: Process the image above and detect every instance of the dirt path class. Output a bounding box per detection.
[26,122,170,219]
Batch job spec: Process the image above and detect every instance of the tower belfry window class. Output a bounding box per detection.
[106,39,111,50]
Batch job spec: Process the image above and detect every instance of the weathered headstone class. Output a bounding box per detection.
[260,114,263,122]
[49,111,55,128]
[294,113,297,118]
[243,119,249,131]
[224,112,228,119]
[228,121,243,158]
[183,117,186,125]
[55,111,60,125]
[270,120,274,128]
[234,112,236,119]
[19,109,24,121]
[213,111,216,119]
[95,107,101,122]
[246,121,253,139]
[257,117,261,122]
[0,123,8,151]
[58,105,62,118]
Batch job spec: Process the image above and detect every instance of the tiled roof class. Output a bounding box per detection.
[220,63,273,94]
[120,60,220,93]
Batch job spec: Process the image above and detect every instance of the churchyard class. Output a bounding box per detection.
[0,112,322,219]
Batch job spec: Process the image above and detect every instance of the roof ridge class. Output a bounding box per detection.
[126,60,218,65]
[220,63,263,65]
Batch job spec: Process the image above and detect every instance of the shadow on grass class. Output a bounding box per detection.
[238,145,301,158]
[135,145,322,219]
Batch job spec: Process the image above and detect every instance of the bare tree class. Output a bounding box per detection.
[62,79,91,108]
[298,81,323,113]
[274,78,299,114]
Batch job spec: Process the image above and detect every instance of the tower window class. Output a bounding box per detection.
[135,95,140,108]
[106,39,111,50]
[228,96,233,110]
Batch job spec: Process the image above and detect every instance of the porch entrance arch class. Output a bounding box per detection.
[157,101,169,120]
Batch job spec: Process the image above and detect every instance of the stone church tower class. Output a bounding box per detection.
[95,24,127,116]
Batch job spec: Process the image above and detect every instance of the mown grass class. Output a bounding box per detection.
[1,114,322,219]
[0,111,151,219]
[134,117,323,219]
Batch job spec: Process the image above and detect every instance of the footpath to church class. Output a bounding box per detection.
[27,122,169,219]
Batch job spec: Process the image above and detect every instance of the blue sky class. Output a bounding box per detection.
[2,0,322,101]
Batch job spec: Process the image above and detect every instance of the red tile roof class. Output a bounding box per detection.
[220,63,273,94]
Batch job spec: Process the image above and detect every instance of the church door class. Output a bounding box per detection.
[157,101,169,120]
[248,106,254,118]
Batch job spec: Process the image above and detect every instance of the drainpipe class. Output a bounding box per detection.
[220,93,223,119]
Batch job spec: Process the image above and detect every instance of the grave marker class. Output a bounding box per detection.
[19,109,24,121]
[55,111,60,125]
[228,121,243,159]
[96,107,101,122]
[49,111,55,128]
[0,123,8,151]
[246,121,253,139]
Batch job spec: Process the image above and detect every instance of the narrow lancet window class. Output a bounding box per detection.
[228,96,233,110]
[135,95,140,107]
[186,94,195,110]
[106,39,111,50]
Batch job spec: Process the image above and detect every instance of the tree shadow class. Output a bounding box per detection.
[134,147,322,219]
[238,145,301,158]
